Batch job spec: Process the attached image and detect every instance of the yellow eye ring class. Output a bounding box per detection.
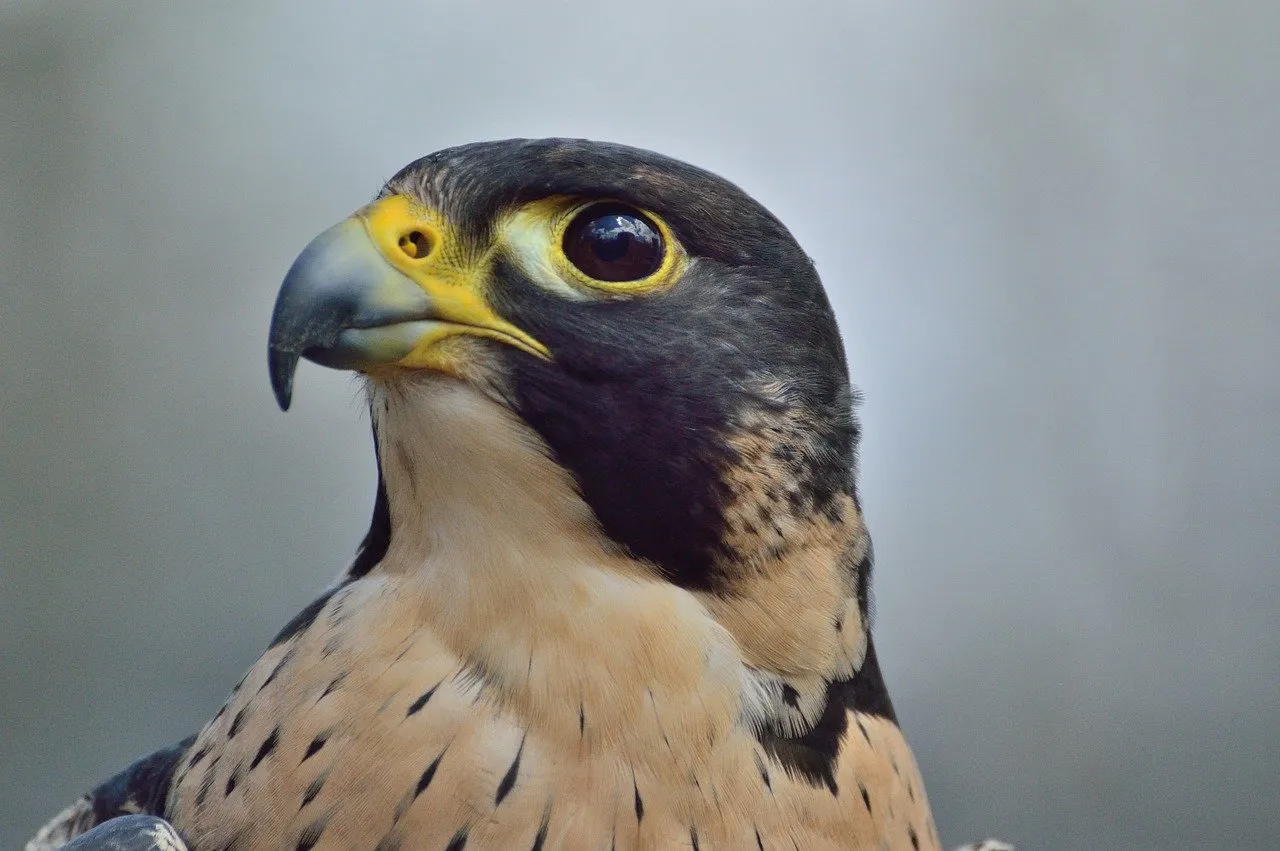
[552,200,684,294]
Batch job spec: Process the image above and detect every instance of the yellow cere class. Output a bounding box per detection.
[499,196,687,298]
[355,195,551,368]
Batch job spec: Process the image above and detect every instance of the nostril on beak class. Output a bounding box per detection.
[396,230,431,260]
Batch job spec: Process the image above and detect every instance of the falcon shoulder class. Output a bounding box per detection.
[27,738,192,851]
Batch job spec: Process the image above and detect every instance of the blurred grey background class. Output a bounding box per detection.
[1,1,1276,848]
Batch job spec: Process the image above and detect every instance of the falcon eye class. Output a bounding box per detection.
[562,204,665,283]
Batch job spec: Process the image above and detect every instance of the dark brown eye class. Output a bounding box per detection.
[562,204,664,282]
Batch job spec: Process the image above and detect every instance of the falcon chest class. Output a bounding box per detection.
[165,382,939,850]
[167,566,742,850]
[164,570,936,851]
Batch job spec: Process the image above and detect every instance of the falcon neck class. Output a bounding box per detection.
[368,375,607,570]
[362,375,761,754]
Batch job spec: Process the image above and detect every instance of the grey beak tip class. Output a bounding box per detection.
[269,347,299,411]
[267,215,428,411]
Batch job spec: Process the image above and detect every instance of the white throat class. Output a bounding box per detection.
[370,375,605,572]
[364,375,766,755]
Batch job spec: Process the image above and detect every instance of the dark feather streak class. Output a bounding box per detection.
[531,814,551,851]
[414,753,444,799]
[495,738,525,805]
[295,820,325,851]
[302,733,327,763]
[301,773,326,809]
[406,682,441,717]
[249,728,280,770]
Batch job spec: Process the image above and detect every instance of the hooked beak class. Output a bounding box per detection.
[267,195,548,410]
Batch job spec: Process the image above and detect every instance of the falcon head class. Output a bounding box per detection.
[27,141,952,851]
[269,139,864,602]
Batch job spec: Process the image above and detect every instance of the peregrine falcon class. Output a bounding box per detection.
[30,139,1006,851]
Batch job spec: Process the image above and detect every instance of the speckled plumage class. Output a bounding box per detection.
[31,139,1008,851]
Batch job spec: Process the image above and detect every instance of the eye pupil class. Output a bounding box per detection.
[592,224,632,262]
[563,204,664,283]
